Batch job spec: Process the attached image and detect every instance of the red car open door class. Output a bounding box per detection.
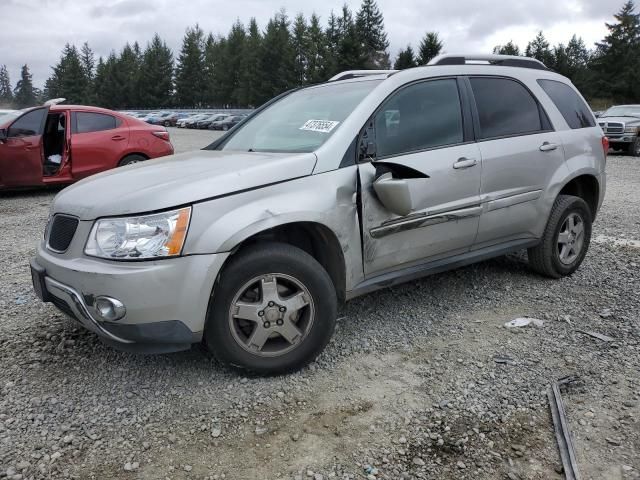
[0,107,49,188]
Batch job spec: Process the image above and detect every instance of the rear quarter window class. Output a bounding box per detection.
[469,77,547,139]
[74,112,121,133]
[537,79,595,129]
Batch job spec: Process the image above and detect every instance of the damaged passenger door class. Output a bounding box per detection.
[358,78,482,276]
[0,107,49,188]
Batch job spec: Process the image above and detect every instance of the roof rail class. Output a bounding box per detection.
[328,70,397,82]
[428,54,549,71]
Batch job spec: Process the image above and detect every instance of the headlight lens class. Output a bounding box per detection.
[85,207,191,260]
[624,125,639,133]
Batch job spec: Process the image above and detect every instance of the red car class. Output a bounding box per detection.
[0,105,174,189]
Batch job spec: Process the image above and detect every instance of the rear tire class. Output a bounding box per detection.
[627,137,640,157]
[118,154,146,167]
[163,120,171,127]
[205,243,337,375]
[528,195,592,278]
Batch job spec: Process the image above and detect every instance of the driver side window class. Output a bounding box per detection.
[374,79,464,158]
[8,108,47,138]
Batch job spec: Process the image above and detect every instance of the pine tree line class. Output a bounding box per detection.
[1,0,639,110]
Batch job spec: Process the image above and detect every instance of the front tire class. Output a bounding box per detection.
[627,137,640,157]
[222,125,229,131]
[205,243,337,375]
[528,195,592,278]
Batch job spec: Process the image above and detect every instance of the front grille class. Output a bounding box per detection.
[600,122,624,134]
[47,215,78,252]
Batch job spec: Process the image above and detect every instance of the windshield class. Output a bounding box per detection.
[0,110,20,126]
[602,106,640,118]
[218,80,381,153]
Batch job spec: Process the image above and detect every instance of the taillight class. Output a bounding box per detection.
[602,136,609,159]
[152,131,170,141]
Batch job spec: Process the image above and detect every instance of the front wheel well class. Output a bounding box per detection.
[558,175,599,220]
[227,222,347,302]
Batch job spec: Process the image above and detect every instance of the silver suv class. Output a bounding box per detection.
[31,54,607,374]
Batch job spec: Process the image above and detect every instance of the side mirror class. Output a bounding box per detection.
[373,172,414,216]
[0,128,7,143]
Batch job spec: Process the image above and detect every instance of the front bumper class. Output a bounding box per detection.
[606,135,635,144]
[32,245,228,353]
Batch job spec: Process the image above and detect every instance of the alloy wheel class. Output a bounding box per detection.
[557,212,584,265]
[228,274,314,357]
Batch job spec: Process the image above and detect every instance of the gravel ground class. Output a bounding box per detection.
[0,130,638,480]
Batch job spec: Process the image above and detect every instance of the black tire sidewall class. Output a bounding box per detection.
[119,154,146,167]
[205,243,337,374]
[629,138,640,157]
[548,199,592,276]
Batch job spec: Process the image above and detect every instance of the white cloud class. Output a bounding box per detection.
[0,0,619,87]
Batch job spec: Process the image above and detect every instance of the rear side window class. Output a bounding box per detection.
[469,77,544,139]
[375,78,464,157]
[537,79,595,129]
[8,108,47,137]
[74,112,119,133]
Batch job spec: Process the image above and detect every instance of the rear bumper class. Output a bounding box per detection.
[31,247,229,353]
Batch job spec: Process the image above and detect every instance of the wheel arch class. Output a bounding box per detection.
[557,173,600,220]
[216,221,347,302]
[118,152,150,166]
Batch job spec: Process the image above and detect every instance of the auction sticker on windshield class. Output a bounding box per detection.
[299,120,340,133]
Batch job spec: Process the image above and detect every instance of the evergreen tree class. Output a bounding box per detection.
[0,65,13,107]
[118,43,142,107]
[14,64,37,108]
[552,44,570,76]
[138,34,174,108]
[417,32,443,65]
[80,42,96,104]
[203,33,220,106]
[223,20,247,105]
[307,13,328,83]
[292,13,310,86]
[94,52,121,108]
[525,31,555,66]
[493,40,521,55]
[45,44,88,104]
[592,1,640,102]
[238,19,262,106]
[355,0,390,68]
[175,25,206,107]
[394,45,417,69]
[258,10,295,104]
[336,4,366,71]
[324,11,341,79]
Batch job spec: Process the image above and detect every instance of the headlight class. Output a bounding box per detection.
[624,125,639,134]
[85,207,191,260]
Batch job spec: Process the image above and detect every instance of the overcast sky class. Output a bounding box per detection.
[1,0,619,88]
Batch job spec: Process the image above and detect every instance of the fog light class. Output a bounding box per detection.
[94,296,126,321]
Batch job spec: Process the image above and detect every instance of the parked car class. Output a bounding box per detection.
[181,114,211,128]
[597,104,640,156]
[31,54,606,374]
[209,115,244,131]
[197,114,231,129]
[0,104,174,189]
[144,111,174,125]
[176,113,201,128]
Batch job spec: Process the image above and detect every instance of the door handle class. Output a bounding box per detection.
[453,157,477,169]
[111,135,126,141]
[539,142,558,152]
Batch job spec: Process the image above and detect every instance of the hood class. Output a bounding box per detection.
[52,149,317,220]
[598,116,640,125]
